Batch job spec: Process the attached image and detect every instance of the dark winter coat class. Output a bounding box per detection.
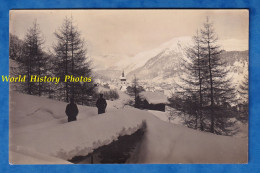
[96,98,107,114]
[65,103,79,122]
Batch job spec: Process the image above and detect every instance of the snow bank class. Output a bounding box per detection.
[10,145,71,164]
[106,90,131,110]
[136,113,247,163]
[148,107,248,139]
[148,108,187,125]
[10,92,97,129]
[10,91,247,164]
[10,96,146,161]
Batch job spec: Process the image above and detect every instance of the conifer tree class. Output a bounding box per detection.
[53,17,92,103]
[237,74,248,121]
[238,74,248,101]
[180,31,206,130]
[200,17,235,133]
[17,20,46,95]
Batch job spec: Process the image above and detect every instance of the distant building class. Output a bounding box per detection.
[119,70,127,91]
[120,70,126,84]
[139,91,169,112]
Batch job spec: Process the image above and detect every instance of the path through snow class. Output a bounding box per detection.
[10,91,247,164]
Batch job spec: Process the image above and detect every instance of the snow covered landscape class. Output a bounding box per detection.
[10,91,247,164]
[9,10,248,164]
[94,37,248,98]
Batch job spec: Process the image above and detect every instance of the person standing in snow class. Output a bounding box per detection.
[96,94,107,114]
[65,98,79,122]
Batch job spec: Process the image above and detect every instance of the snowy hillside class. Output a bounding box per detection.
[93,37,191,82]
[126,37,190,81]
[125,43,248,88]
[10,91,247,164]
[221,50,248,91]
[93,69,122,82]
[95,36,248,93]
[120,36,191,74]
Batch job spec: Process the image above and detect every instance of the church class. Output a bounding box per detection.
[119,70,127,91]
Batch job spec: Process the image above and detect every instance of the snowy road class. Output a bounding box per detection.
[10,91,247,164]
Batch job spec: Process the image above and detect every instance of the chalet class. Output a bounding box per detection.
[139,91,169,112]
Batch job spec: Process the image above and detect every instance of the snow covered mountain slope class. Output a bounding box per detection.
[126,37,190,81]
[221,50,248,89]
[93,69,122,81]
[126,48,248,87]
[93,37,191,82]
[119,36,191,74]
[10,91,247,164]
[96,36,248,91]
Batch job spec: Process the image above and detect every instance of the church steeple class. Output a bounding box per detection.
[119,70,127,91]
[122,70,125,77]
[120,70,126,82]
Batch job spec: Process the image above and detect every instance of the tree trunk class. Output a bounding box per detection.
[65,40,69,103]
[207,38,214,133]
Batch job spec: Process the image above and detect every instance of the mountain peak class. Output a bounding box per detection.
[114,36,192,74]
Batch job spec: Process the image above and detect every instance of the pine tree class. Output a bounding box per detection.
[53,17,71,102]
[68,17,92,100]
[238,74,248,101]
[200,17,236,133]
[179,31,206,130]
[237,74,248,121]
[9,34,25,62]
[9,34,26,92]
[15,20,46,95]
[133,75,141,108]
[53,16,92,103]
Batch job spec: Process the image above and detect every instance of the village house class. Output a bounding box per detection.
[139,91,169,112]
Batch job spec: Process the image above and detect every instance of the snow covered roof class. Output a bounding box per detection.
[140,91,169,104]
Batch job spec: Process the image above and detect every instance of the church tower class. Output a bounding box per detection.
[119,70,127,91]
[120,70,126,84]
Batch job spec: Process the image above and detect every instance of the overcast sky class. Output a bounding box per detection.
[10,10,248,70]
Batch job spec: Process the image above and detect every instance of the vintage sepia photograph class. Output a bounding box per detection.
[9,9,248,164]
